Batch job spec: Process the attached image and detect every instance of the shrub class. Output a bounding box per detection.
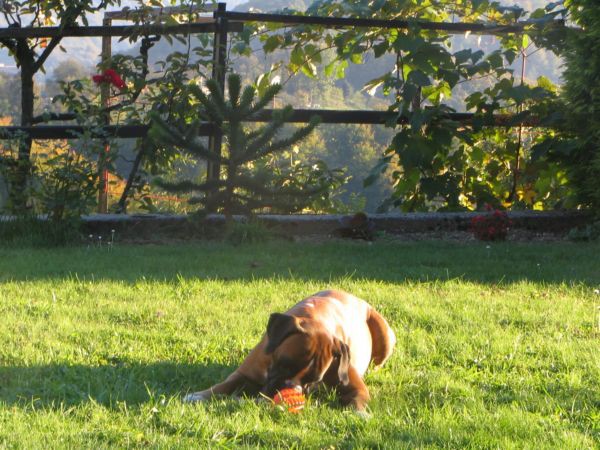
[559,0,600,213]
[0,216,81,247]
[333,212,376,241]
[223,220,273,245]
[567,221,600,242]
[35,146,98,222]
[470,206,511,241]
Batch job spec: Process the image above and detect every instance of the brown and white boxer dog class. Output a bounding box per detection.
[184,290,395,411]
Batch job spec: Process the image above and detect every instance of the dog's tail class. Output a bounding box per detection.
[367,308,396,368]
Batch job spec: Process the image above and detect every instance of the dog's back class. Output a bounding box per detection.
[286,289,395,376]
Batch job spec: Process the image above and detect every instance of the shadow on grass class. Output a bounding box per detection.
[0,361,233,409]
[0,240,598,286]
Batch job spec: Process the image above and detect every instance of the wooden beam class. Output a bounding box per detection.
[0,110,548,140]
[0,124,212,139]
[104,4,217,21]
[249,109,547,127]
[223,11,565,36]
[0,22,243,39]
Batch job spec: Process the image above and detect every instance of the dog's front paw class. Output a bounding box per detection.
[183,390,212,403]
[354,408,371,420]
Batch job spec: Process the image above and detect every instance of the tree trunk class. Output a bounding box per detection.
[12,40,35,213]
[116,139,149,213]
[224,163,235,224]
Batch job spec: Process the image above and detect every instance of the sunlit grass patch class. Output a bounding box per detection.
[0,240,599,448]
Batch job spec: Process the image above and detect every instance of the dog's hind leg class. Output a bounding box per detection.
[367,308,396,368]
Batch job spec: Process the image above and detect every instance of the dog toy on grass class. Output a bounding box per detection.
[272,386,305,413]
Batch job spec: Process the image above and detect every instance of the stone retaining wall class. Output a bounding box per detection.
[81,211,592,239]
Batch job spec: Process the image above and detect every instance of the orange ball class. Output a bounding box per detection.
[273,387,305,413]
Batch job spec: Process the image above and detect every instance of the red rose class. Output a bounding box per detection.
[104,69,126,90]
[92,69,126,90]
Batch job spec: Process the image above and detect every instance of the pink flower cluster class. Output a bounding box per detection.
[470,205,511,241]
[92,69,126,90]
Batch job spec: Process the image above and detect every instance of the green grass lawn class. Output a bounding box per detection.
[0,239,599,449]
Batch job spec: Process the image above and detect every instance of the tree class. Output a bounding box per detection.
[0,0,121,211]
[46,57,91,97]
[559,0,600,212]
[149,73,341,221]
[0,71,23,119]
[300,123,394,212]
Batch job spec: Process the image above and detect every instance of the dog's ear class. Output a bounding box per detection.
[265,313,304,354]
[334,339,351,386]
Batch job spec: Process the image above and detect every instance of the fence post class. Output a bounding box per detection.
[98,17,112,213]
[206,2,228,209]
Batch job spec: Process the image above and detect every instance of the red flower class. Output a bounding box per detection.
[92,69,126,90]
[105,69,126,90]
[470,208,510,241]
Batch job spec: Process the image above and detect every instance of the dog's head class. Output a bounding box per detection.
[261,312,350,396]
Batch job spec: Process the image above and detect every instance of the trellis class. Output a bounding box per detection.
[0,2,561,213]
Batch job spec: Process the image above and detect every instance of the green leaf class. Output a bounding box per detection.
[324,60,336,77]
[402,83,420,103]
[393,34,425,53]
[454,49,472,65]
[530,138,554,161]
[407,70,431,87]
[420,176,446,199]
[336,60,348,79]
[438,69,460,88]
[470,146,485,164]
[422,83,452,105]
[300,61,318,78]
[537,76,557,93]
[471,50,485,64]
[504,49,518,65]
[373,42,389,58]
[394,167,420,196]
[350,53,363,64]
[532,138,579,160]
[290,46,305,68]
[487,51,504,69]
[232,42,251,56]
[364,73,389,96]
